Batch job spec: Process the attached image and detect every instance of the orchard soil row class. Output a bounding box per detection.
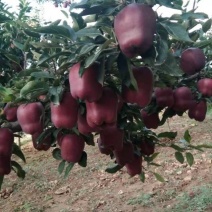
[0,114,212,212]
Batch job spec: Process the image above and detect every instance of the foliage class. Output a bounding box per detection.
[0,0,211,189]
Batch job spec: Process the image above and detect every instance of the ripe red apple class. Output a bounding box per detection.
[99,123,124,151]
[125,155,142,177]
[140,140,155,156]
[154,87,174,108]
[17,102,44,135]
[188,100,207,122]
[180,48,205,75]
[63,1,68,8]
[114,3,156,58]
[3,103,18,122]
[114,142,134,166]
[172,87,193,112]
[0,128,14,157]
[86,87,118,128]
[140,110,160,129]
[97,137,112,155]
[51,92,78,129]
[60,134,85,163]
[69,63,103,102]
[32,132,52,151]
[77,111,99,135]
[122,67,154,107]
[0,156,11,175]
[197,78,212,97]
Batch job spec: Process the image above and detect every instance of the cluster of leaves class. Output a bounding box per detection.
[0,0,212,188]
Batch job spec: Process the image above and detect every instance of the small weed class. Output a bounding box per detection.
[168,184,212,212]
[127,193,154,206]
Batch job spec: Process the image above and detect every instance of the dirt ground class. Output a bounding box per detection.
[0,114,212,212]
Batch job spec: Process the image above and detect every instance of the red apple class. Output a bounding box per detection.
[172,87,193,112]
[188,100,207,122]
[69,63,103,102]
[3,103,18,122]
[51,92,78,129]
[140,110,160,129]
[154,87,174,108]
[17,102,44,135]
[122,67,154,107]
[114,3,156,58]
[60,134,85,163]
[0,156,11,175]
[180,48,205,75]
[99,123,124,151]
[197,78,212,97]
[114,142,134,166]
[32,132,52,151]
[125,155,142,177]
[140,140,155,156]
[86,87,118,128]
[0,128,14,157]
[97,137,112,155]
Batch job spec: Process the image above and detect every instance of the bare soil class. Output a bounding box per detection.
[0,114,212,212]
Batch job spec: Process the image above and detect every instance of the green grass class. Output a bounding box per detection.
[207,103,212,116]
[127,193,154,206]
[168,184,212,212]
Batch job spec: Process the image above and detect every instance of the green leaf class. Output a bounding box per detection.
[12,143,26,163]
[153,172,165,182]
[117,53,138,90]
[0,14,12,23]
[4,54,20,65]
[170,144,184,152]
[78,151,87,167]
[13,40,24,51]
[184,130,191,143]
[64,162,75,178]
[76,27,102,37]
[31,72,54,79]
[157,52,182,76]
[34,25,76,41]
[23,29,40,38]
[20,80,49,99]
[175,151,184,164]
[160,22,193,42]
[139,171,145,183]
[158,131,177,140]
[52,148,62,160]
[71,12,86,31]
[105,164,123,174]
[82,134,95,146]
[58,160,66,174]
[193,39,212,48]
[11,161,26,179]
[155,38,168,65]
[202,19,212,33]
[84,39,112,68]
[186,152,194,167]
[49,86,63,105]
[181,12,208,20]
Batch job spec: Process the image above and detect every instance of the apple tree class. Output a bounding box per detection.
[0,0,212,188]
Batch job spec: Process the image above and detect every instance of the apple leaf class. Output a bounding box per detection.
[158,131,177,140]
[153,172,165,183]
[202,19,212,33]
[160,22,193,42]
[117,53,138,90]
[20,80,49,99]
[52,148,62,161]
[12,40,24,51]
[139,171,145,183]
[64,162,75,178]
[31,72,54,79]
[58,160,66,174]
[0,175,4,190]
[186,152,194,167]
[155,37,168,65]
[12,143,26,163]
[78,151,87,167]
[175,151,184,164]
[0,14,12,23]
[184,130,191,143]
[49,86,64,105]
[11,161,26,179]
[105,163,123,174]
[170,144,184,152]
